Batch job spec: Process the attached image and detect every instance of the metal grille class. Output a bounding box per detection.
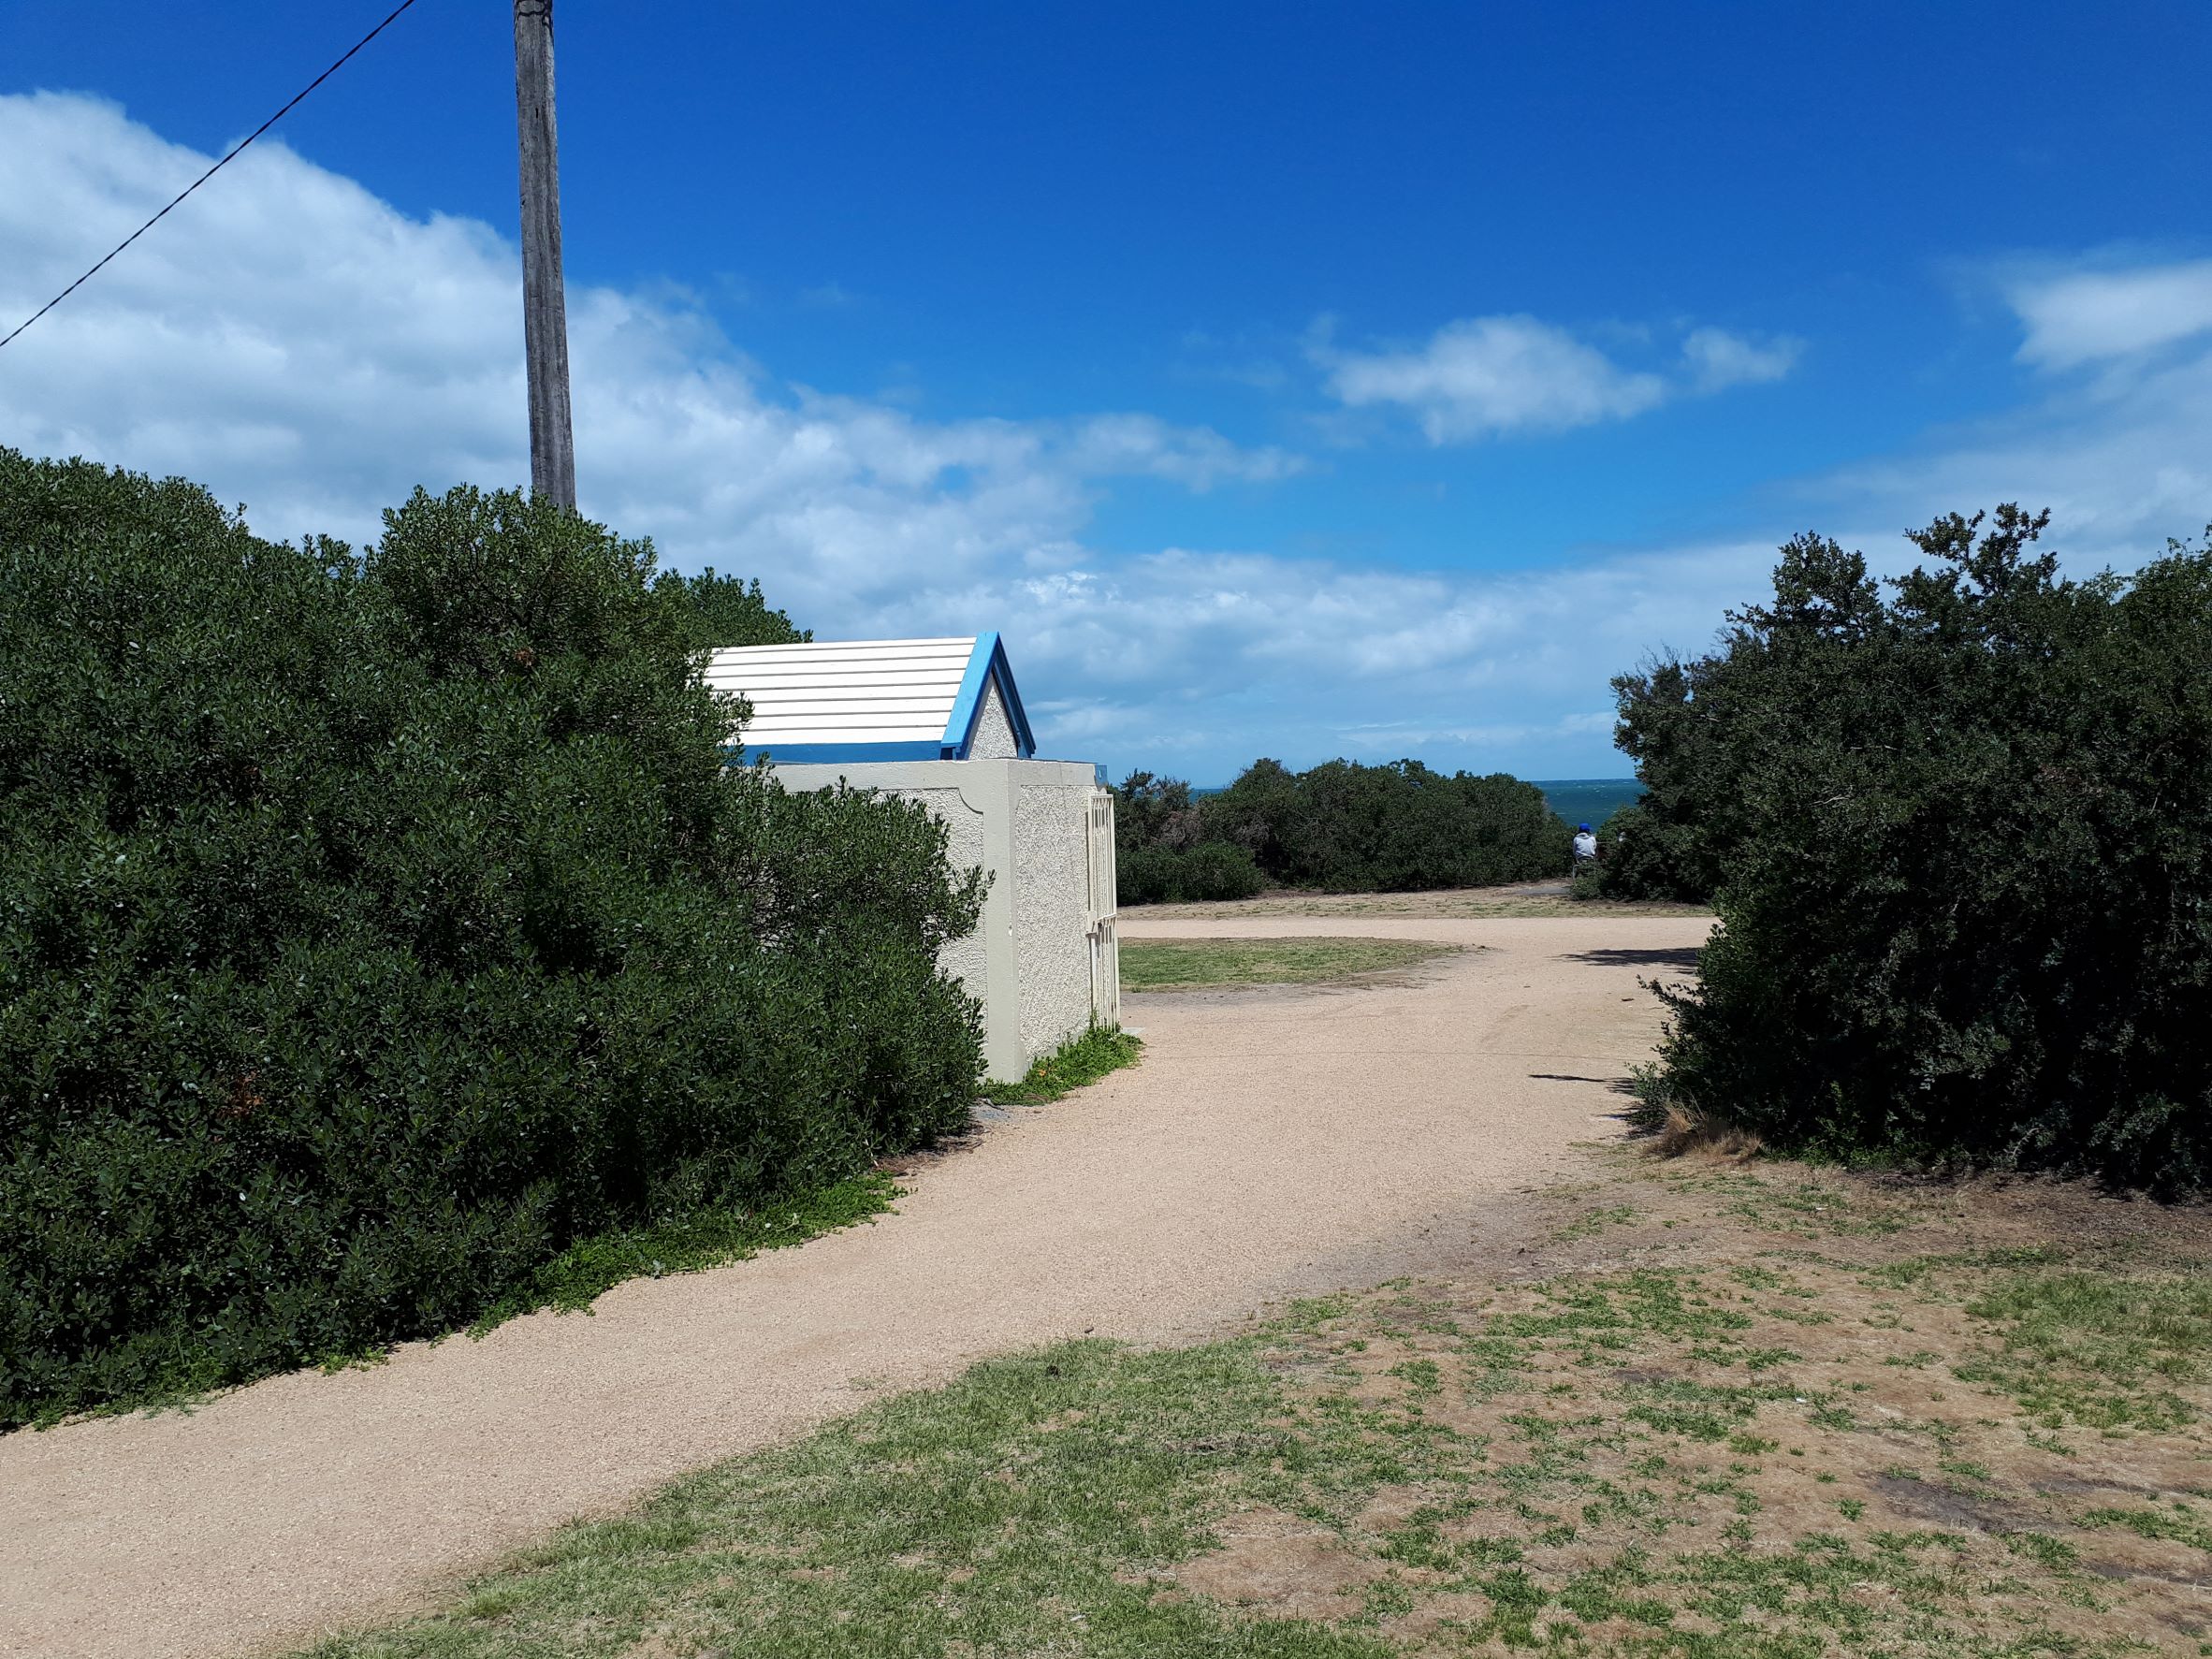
[1085,789,1120,1024]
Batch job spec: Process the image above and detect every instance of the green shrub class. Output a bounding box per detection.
[1637,507,2212,1192]
[1114,841,1264,905]
[1176,840,1267,900]
[1115,845,1183,906]
[1593,802,1715,904]
[1111,771,1205,856]
[1204,757,1569,892]
[1111,760,1565,897]
[1592,660,1733,903]
[0,452,984,1426]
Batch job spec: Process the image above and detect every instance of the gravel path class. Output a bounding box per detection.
[0,913,1710,1659]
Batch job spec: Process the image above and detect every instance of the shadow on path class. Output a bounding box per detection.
[1559,946,1702,974]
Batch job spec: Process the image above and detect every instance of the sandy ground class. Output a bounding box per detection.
[0,912,1709,1659]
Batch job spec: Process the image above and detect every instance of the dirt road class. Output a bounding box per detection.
[0,912,1709,1659]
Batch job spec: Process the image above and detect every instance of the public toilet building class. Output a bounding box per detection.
[706,634,1118,1082]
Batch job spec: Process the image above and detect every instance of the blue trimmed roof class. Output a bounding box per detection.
[704,633,1037,764]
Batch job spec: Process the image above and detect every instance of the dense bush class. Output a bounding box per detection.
[1591,656,1731,903]
[1110,759,1568,901]
[1177,841,1270,901]
[0,453,984,1426]
[1116,848,1181,907]
[1591,800,1716,904]
[1108,772,1265,903]
[1637,507,2212,1191]
[1113,771,1207,855]
[1117,841,1267,905]
[1204,758,1569,892]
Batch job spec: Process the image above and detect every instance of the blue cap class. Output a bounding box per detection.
[1579,822,1592,832]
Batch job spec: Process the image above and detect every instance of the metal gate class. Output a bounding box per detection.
[1084,787,1120,1025]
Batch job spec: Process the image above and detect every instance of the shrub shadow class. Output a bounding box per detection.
[1559,946,1703,973]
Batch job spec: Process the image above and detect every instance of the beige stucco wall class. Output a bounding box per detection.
[766,757,1113,1084]
[968,680,1019,760]
[886,782,989,996]
[1011,769,1096,1061]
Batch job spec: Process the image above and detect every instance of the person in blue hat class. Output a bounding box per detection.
[1572,822,1598,869]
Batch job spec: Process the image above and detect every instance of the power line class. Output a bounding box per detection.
[0,0,425,356]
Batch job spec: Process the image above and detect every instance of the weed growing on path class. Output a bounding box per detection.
[982,1025,1145,1105]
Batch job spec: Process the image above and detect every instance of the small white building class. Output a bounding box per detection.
[706,633,1118,1082]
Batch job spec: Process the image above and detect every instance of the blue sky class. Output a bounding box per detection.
[4,2,2209,781]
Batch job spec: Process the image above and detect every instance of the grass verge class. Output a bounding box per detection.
[295,1157,2212,1658]
[473,1172,903,1328]
[1122,936,1458,992]
[982,1024,1145,1104]
[1129,886,1710,922]
[23,1174,906,1428]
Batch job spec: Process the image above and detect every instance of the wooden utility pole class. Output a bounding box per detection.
[514,0,576,508]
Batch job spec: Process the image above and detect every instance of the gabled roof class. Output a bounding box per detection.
[704,633,1038,763]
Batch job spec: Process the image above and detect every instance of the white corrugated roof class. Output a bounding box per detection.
[704,637,980,748]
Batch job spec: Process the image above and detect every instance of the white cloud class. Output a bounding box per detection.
[1318,314,1666,442]
[1810,257,2212,560]
[0,92,1296,616]
[1317,314,1798,444]
[1681,326,1801,391]
[4,94,2206,786]
[2008,258,2212,368]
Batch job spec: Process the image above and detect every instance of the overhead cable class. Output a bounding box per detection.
[0,0,425,355]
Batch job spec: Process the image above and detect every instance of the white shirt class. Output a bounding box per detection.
[1573,831,1598,860]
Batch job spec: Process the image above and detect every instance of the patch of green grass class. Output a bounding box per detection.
[1119,936,1458,993]
[1388,1358,1443,1399]
[1723,1179,1909,1239]
[298,1336,1409,1659]
[2081,1503,2212,1553]
[982,1024,1144,1103]
[476,1171,902,1326]
[1955,1267,2212,1433]
[2002,1531,2082,1571]
[1552,1204,1638,1244]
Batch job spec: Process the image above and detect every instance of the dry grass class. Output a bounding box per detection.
[1127,881,1710,923]
[1645,1104,1765,1160]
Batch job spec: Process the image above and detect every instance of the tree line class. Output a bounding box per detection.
[1113,759,1571,903]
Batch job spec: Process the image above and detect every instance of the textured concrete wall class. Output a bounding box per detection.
[968,680,1019,760]
[764,757,1109,1083]
[1011,769,1097,1061]
[890,783,989,995]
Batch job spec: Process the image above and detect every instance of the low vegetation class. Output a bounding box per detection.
[983,1025,1146,1104]
[473,1173,902,1327]
[1122,837,1270,905]
[292,1156,2212,1658]
[0,451,987,1429]
[1601,506,2212,1194]
[1122,937,1460,993]
[1115,761,1570,904]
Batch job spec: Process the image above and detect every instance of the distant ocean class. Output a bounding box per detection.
[1530,778,1644,827]
[1188,776,1644,826]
